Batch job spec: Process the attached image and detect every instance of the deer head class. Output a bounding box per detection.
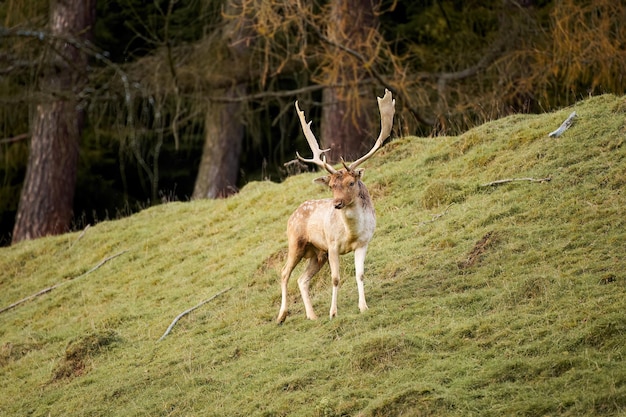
[294,89,396,208]
[313,169,365,209]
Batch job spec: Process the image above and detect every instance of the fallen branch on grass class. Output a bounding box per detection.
[69,224,91,250]
[0,250,128,314]
[481,177,552,187]
[158,287,233,342]
[549,111,576,138]
[418,203,454,227]
[76,250,128,277]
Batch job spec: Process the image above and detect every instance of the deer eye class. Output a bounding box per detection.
[349,181,355,187]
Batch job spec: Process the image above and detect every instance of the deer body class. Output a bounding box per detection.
[278,176,375,323]
[277,90,395,323]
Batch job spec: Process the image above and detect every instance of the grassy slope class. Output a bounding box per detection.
[1,95,625,416]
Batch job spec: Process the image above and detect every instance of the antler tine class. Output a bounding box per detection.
[295,101,337,174]
[348,89,396,171]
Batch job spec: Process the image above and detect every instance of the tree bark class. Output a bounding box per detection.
[12,0,95,244]
[192,86,245,199]
[321,0,378,164]
[192,0,249,199]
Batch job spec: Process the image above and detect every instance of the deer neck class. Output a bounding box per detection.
[339,181,375,233]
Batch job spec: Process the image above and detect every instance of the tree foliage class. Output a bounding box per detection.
[0,0,625,244]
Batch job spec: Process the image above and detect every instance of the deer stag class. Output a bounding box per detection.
[277,89,395,323]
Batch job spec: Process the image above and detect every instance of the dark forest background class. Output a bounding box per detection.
[1,0,624,245]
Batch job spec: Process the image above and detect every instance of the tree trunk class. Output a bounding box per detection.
[192,86,245,199]
[192,0,249,199]
[12,0,95,244]
[321,88,372,164]
[321,0,378,164]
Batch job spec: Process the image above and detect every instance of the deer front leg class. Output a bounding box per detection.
[354,245,369,312]
[328,249,341,319]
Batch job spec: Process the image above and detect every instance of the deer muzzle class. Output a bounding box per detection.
[333,199,345,209]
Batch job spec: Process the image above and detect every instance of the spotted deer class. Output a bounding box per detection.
[277,89,395,323]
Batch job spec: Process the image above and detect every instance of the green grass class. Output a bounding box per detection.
[1,94,625,416]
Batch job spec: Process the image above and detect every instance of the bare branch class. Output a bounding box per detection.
[417,203,454,227]
[69,224,91,250]
[206,82,375,103]
[305,20,433,126]
[549,111,577,138]
[0,25,136,129]
[0,133,29,144]
[163,0,182,150]
[158,287,232,341]
[481,177,552,187]
[0,250,128,314]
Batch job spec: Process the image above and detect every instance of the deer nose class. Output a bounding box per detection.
[334,200,345,209]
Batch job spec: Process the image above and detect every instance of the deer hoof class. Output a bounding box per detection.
[276,310,288,324]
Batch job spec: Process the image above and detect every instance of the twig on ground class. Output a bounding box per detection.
[549,111,576,138]
[0,250,128,314]
[481,177,552,187]
[418,203,454,226]
[69,224,91,250]
[0,284,64,315]
[158,287,233,342]
[80,250,127,276]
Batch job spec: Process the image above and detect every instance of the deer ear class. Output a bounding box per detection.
[313,176,331,186]
[354,168,365,179]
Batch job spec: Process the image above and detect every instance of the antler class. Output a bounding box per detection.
[295,101,337,174]
[348,89,395,171]
[294,89,395,174]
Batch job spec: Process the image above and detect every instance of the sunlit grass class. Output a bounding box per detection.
[1,94,625,416]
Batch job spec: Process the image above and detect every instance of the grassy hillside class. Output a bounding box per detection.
[1,94,625,416]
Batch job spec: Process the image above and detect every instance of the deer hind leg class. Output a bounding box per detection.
[354,245,369,313]
[297,250,327,320]
[277,247,304,324]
